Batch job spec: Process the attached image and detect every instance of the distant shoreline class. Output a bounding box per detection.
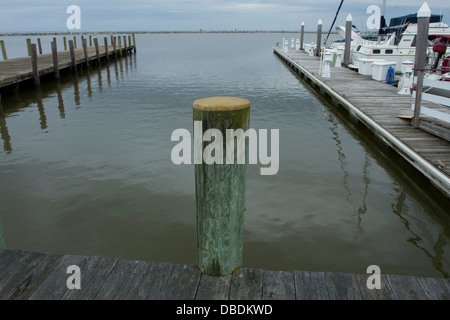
[0,30,337,36]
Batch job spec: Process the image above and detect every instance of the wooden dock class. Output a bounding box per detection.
[0,41,134,92]
[274,47,450,198]
[0,249,448,300]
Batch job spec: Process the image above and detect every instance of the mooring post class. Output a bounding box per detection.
[31,43,39,87]
[132,33,136,52]
[26,38,32,56]
[51,41,59,79]
[94,38,100,64]
[82,37,89,68]
[412,2,431,128]
[104,37,109,61]
[69,40,76,72]
[300,22,304,50]
[74,36,77,49]
[37,38,42,55]
[316,19,322,57]
[0,40,7,60]
[63,36,67,51]
[344,14,352,67]
[118,36,122,57]
[193,96,250,276]
[113,37,117,58]
[89,34,92,47]
[123,36,127,55]
[128,35,132,52]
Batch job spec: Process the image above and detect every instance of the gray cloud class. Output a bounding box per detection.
[0,0,448,32]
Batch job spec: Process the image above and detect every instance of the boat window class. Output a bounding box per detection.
[411,36,417,47]
[373,49,381,54]
[385,49,393,54]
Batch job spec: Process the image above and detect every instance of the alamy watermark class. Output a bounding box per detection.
[171,121,279,175]
[66,5,81,30]
[366,5,382,30]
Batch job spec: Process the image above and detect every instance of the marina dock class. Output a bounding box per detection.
[0,249,448,300]
[0,38,135,93]
[273,47,450,198]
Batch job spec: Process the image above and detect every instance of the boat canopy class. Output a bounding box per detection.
[385,13,442,34]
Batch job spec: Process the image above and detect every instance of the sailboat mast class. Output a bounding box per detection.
[379,0,387,34]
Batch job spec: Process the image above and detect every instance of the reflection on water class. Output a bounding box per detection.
[0,216,5,249]
[0,34,447,278]
[56,81,65,119]
[0,101,12,153]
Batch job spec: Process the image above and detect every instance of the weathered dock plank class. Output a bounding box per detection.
[262,270,296,300]
[387,275,430,300]
[195,274,232,300]
[294,271,329,300]
[325,272,362,300]
[229,268,263,300]
[61,256,119,300]
[29,254,90,300]
[0,250,448,300]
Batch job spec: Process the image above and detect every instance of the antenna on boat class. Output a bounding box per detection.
[324,0,345,45]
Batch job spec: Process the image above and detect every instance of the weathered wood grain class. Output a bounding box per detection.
[28,254,90,300]
[294,271,329,300]
[262,270,295,300]
[355,274,395,300]
[387,274,429,300]
[230,268,263,300]
[325,272,362,300]
[195,274,232,300]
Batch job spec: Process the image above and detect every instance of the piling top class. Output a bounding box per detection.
[193,96,250,112]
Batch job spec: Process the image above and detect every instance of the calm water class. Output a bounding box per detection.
[0,33,449,278]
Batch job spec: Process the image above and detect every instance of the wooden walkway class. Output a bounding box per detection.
[274,48,450,198]
[0,249,448,300]
[0,44,133,91]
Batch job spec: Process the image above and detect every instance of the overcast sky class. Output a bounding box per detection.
[0,0,449,33]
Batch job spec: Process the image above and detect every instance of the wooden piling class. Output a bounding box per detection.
[344,14,352,67]
[118,36,122,57]
[89,35,92,47]
[37,38,42,55]
[193,96,250,276]
[113,37,117,58]
[51,41,59,79]
[0,40,7,60]
[316,19,322,57]
[132,33,136,52]
[63,36,67,51]
[128,35,132,51]
[31,43,39,87]
[412,3,431,128]
[73,36,77,49]
[104,37,109,61]
[82,38,89,67]
[68,40,76,71]
[300,22,304,51]
[123,36,127,55]
[26,38,31,56]
[94,38,100,64]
